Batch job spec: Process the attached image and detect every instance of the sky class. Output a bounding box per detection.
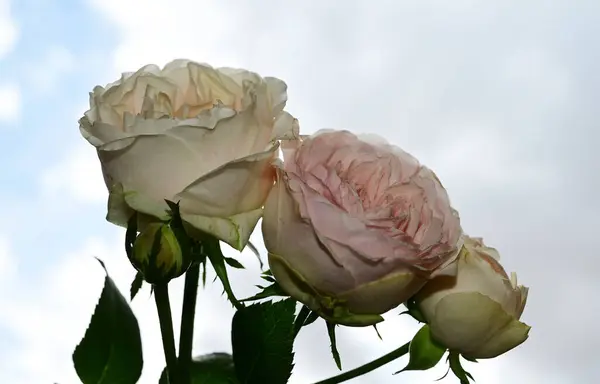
[0,0,598,383]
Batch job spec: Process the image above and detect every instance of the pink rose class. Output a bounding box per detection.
[262,130,462,326]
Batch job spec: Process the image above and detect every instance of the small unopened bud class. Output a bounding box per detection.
[130,223,190,284]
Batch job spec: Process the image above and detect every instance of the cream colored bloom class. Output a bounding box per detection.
[79,59,298,250]
[415,236,530,359]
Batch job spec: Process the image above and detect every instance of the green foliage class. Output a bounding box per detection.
[395,324,446,374]
[231,299,296,384]
[130,271,144,301]
[203,235,242,309]
[241,281,287,302]
[448,351,475,384]
[159,353,240,384]
[125,206,193,284]
[400,297,426,323]
[373,324,383,340]
[245,240,263,269]
[72,259,143,384]
[224,257,245,269]
[326,321,342,370]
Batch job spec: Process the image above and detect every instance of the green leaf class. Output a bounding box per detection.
[224,257,245,269]
[240,282,287,302]
[373,324,383,340]
[73,259,143,384]
[395,324,446,374]
[204,236,242,309]
[130,271,144,301]
[260,274,276,283]
[400,297,426,323]
[231,299,296,384]
[448,351,474,384]
[326,321,342,370]
[159,353,240,384]
[246,240,263,269]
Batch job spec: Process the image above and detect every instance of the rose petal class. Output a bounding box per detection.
[182,207,264,251]
[98,131,206,203]
[289,175,413,272]
[465,317,531,359]
[264,76,288,116]
[176,144,278,217]
[262,169,356,294]
[272,111,300,141]
[338,270,425,315]
[429,292,529,359]
[106,183,171,230]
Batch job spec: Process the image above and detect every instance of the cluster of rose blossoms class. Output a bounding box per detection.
[79,59,530,382]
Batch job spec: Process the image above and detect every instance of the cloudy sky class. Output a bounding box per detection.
[0,0,598,383]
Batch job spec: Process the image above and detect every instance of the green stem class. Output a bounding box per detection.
[313,341,410,384]
[178,263,200,384]
[154,284,179,384]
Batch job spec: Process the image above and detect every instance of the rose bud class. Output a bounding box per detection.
[414,235,530,359]
[131,222,190,284]
[79,59,298,251]
[262,130,462,326]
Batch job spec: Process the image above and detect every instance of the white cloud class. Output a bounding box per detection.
[40,141,107,204]
[88,0,245,72]
[0,235,16,284]
[0,83,21,123]
[0,0,18,59]
[25,46,75,94]
[427,127,556,190]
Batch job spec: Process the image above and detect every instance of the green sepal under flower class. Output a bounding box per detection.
[130,222,191,284]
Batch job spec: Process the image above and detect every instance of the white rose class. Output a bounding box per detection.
[79,59,298,250]
[415,235,530,359]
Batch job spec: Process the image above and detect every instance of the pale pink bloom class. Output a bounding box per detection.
[262,130,462,325]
